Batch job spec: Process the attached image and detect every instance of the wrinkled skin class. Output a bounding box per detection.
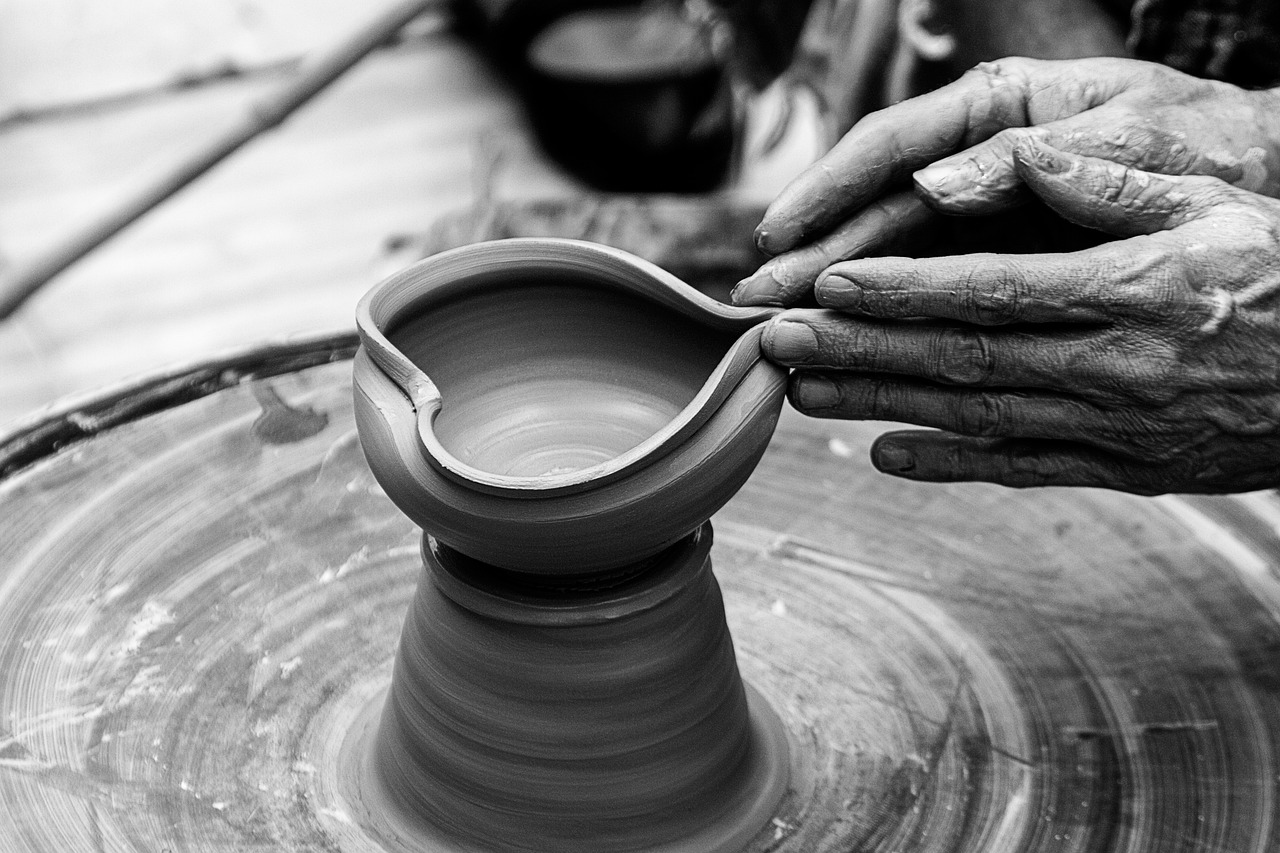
[734,57,1280,494]
[732,57,1280,305]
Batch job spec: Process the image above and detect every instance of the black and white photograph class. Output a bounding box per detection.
[1,1,1279,850]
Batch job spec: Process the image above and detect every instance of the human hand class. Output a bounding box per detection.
[759,139,1280,494]
[732,56,1280,306]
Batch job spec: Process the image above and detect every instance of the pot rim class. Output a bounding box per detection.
[355,238,779,496]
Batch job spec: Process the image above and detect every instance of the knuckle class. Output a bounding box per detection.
[936,438,978,478]
[968,60,1006,83]
[957,394,1011,437]
[965,258,1026,324]
[864,379,897,417]
[932,329,995,385]
[1099,162,1138,205]
[963,59,1037,135]
[848,321,900,371]
[1052,76,1113,114]
[1114,235,1193,312]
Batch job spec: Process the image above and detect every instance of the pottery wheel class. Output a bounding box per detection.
[4,336,1280,852]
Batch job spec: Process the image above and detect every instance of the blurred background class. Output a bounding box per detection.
[0,0,825,430]
[0,0,1140,430]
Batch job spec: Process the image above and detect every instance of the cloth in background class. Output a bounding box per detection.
[1124,0,1280,87]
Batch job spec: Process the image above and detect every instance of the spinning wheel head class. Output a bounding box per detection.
[8,342,1280,852]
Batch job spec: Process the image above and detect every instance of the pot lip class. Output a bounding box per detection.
[355,238,780,496]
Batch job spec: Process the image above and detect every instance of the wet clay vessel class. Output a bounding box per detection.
[352,239,791,852]
[353,238,786,574]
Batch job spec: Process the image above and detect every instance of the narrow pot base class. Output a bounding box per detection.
[352,525,791,852]
[342,682,789,853]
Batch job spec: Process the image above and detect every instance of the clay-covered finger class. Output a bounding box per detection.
[1012,139,1225,236]
[760,309,1094,391]
[814,245,1144,325]
[869,431,1167,494]
[788,373,1111,440]
[913,106,1173,215]
[732,192,936,306]
[917,93,1278,215]
[913,123,1085,214]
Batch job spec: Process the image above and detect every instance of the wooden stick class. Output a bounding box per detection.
[0,0,441,321]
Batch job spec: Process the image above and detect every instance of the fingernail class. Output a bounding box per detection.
[913,164,961,198]
[732,262,785,306]
[755,222,800,256]
[815,273,862,310]
[1013,137,1068,174]
[873,442,916,473]
[793,374,841,410]
[763,319,818,364]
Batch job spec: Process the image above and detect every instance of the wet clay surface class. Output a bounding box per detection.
[371,530,788,852]
[392,279,735,478]
[4,352,1280,850]
[354,240,785,574]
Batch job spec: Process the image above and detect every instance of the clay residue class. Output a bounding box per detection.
[251,384,329,445]
[1213,146,1269,193]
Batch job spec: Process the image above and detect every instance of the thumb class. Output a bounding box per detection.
[1010,136,1224,237]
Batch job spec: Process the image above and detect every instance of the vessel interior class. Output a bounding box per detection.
[390,271,739,478]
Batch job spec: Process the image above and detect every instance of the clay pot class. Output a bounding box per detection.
[353,238,785,573]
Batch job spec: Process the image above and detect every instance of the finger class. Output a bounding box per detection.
[912,106,1168,215]
[917,99,1277,215]
[869,431,1167,494]
[814,243,1146,325]
[754,57,1128,255]
[1012,138,1225,236]
[913,120,1104,215]
[788,372,1114,443]
[760,309,1097,392]
[731,192,936,306]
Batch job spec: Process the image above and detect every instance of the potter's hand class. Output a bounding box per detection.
[760,141,1280,494]
[732,56,1280,306]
